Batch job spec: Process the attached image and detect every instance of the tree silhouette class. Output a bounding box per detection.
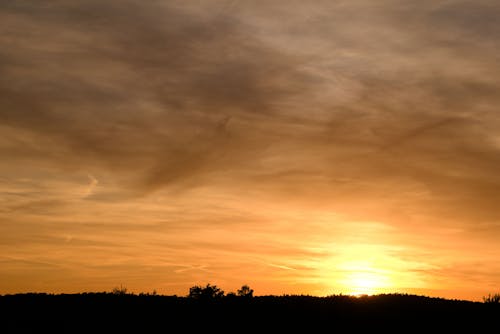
[188,283,224,300]
[226,292,237,298]
[237,285,254,298]
[111,285,128,295]
[483,293,500,303]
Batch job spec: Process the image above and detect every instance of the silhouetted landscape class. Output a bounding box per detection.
[2,285,499,332]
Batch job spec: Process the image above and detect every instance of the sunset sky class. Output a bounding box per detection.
[2,0,500,301]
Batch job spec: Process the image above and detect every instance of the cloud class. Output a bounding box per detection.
[0,0,318,195]
[2,0,500,219]
[83,174,99,198]
[2,0,500,298]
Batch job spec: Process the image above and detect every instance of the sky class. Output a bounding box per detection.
[1,0,500,301]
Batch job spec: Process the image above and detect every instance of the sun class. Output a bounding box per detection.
[345,271,388,296]
[338,261,392,296]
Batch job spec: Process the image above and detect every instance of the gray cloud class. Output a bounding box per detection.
[0,0,316,195]
[2,0,500,220]
[2,1,500,214]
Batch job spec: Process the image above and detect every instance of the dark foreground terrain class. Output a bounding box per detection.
[1,293,499,332]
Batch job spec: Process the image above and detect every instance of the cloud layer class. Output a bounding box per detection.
[2,0,500,300]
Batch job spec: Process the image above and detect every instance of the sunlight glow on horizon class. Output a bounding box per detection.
[332,254,394,296]
[340,269,391,296]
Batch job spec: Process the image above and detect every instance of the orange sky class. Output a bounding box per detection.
[1,0,500,301]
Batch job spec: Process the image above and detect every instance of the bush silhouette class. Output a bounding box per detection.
[237,285,254,298]
[111,285,128,295]
[188,283,224,300]
[483,293,500,303]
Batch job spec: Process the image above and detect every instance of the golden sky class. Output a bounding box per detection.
[1,0,500,301]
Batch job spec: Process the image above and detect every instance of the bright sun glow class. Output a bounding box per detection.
[344,271,388,296]
[337,260,392,296]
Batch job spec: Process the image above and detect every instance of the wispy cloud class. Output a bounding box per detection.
[1,0,500,300]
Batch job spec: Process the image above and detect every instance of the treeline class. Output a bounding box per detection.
[1,287,499,333]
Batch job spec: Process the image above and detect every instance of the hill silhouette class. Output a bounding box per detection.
[1,289,499,332]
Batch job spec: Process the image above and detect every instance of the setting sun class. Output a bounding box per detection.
[336,260,392,296]
[344,271,389,296]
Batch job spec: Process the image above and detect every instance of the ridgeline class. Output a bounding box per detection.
[1,290,499,332]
